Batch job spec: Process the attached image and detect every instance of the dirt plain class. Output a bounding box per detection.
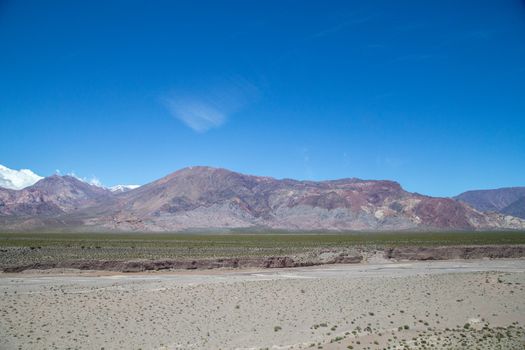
[1,259,524,350]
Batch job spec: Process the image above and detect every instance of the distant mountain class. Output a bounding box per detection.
[455,187,525,219]
[0,163,141,194]
[0,164,43,190]
[501,197,525,219]
[0,175,113,216]
[1,167,524,232]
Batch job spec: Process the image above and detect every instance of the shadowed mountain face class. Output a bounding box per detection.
[1,167,524,231]
[501,197,525,219]
[455,187,525,219]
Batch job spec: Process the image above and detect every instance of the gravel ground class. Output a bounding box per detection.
[0,260,524,349]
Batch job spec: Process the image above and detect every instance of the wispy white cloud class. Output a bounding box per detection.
[311,15,375,39]
[375,156,407,169]
[165,99,226,133]
[301,147,314,180]
[395,53,442,62]
[87,177,103,187]
[67,172,103,187]
[164,77,259,133]
[435,28,506,49]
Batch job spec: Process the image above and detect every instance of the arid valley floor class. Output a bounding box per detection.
[1,259,524,350]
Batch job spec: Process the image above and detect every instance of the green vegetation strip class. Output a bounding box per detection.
[0,231,523,267]
[1,231,525,248]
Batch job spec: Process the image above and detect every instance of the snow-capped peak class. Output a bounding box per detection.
[0,164,43,190]
[0,164,141,192]
[109,184,140,193]
[69,174,140,192]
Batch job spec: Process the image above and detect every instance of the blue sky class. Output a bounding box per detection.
[1,0,524,196]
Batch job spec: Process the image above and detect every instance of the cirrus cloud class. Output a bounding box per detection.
[163,76,259,133]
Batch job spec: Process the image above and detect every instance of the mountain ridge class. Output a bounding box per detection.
[0,164,142,193]
[1,166,524,232]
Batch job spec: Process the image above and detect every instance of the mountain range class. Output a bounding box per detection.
[1,165,524,232]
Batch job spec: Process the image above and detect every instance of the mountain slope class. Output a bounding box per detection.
[501,197,525,219]
[0,175,114,216]
[455,187,525,219]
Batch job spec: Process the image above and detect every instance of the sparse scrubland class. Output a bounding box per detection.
[1,231,525,271]
[1,261,524,349]
[1,232,524,349]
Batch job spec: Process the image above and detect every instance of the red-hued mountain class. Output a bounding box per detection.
[1,167,524,232]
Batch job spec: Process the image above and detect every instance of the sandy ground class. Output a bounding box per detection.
[1,260,524,349]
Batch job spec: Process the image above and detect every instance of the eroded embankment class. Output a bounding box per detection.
[2,245,525,273]
[385,245,525,260]
[2,254,363,273]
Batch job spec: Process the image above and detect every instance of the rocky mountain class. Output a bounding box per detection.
[0,175,113,216]
[455,187,525,219]
[1,166,524,232]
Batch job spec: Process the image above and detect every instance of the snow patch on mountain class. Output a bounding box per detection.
[67,172,140,192]
[0,165,141,193]
[0,164,43,190]
[109,184,140,193]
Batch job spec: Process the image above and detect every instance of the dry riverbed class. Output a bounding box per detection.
[1,259,524,349]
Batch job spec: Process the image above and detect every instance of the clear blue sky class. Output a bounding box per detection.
[1,0,524,196]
